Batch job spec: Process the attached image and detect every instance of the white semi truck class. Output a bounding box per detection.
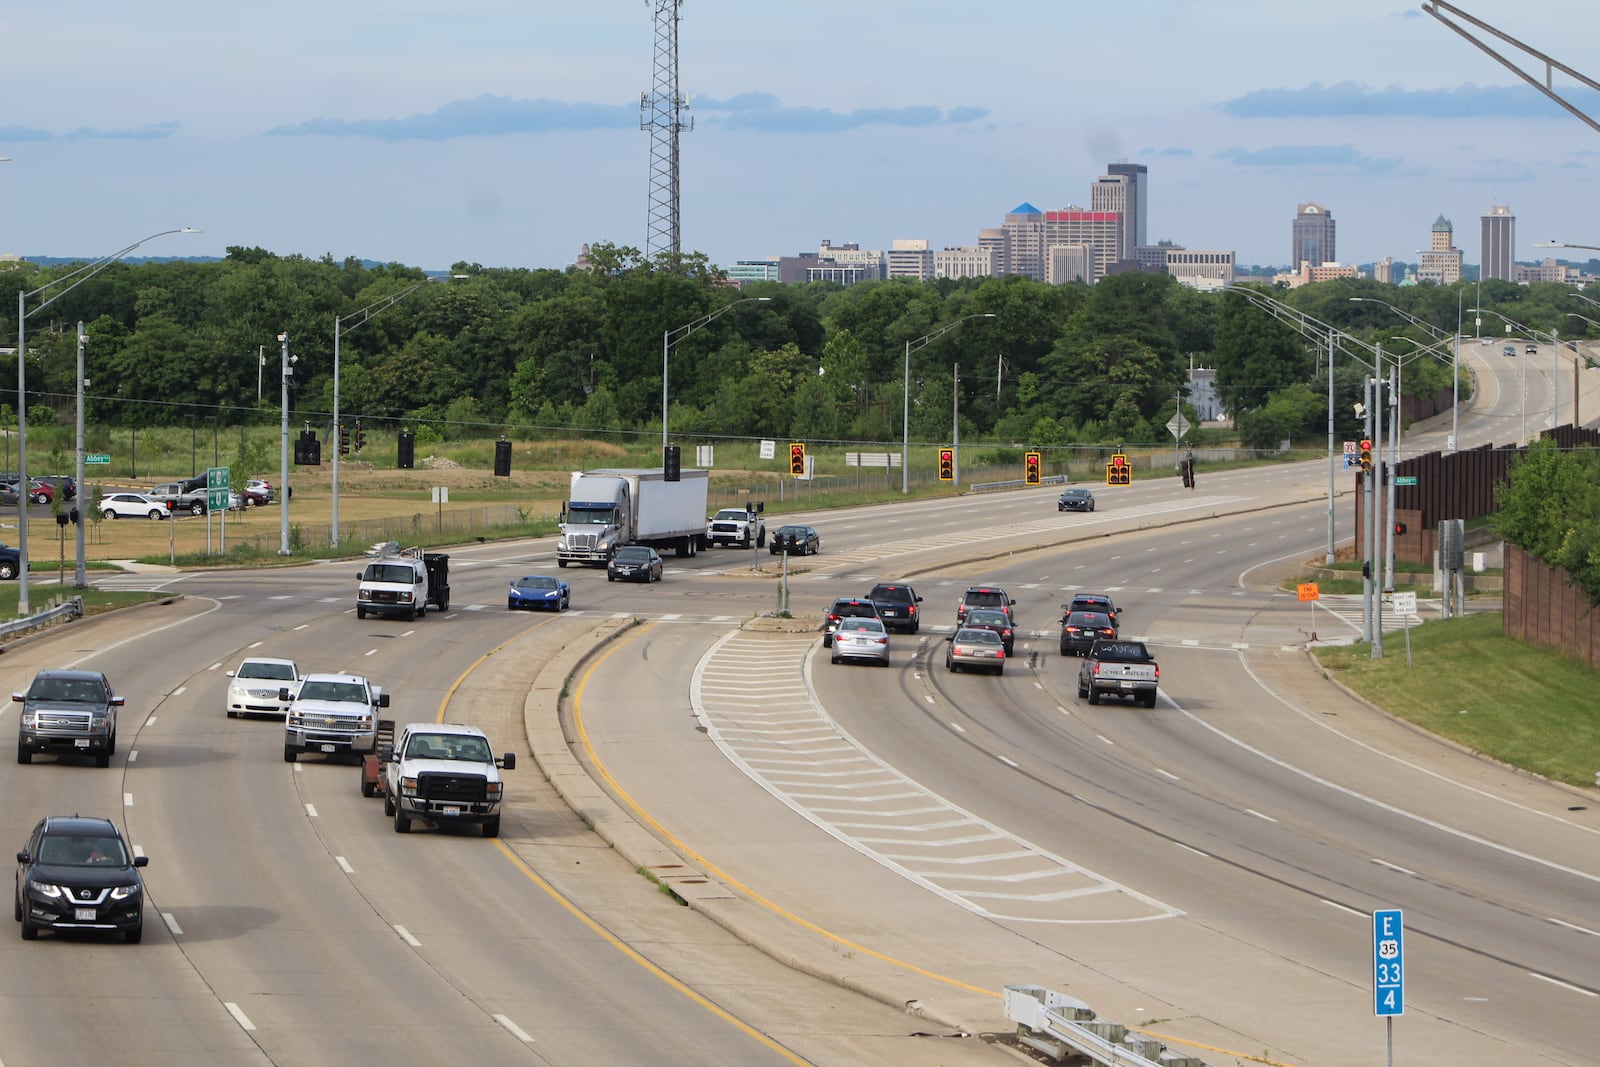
[557,467,709,567]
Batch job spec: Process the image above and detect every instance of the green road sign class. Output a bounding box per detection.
[1395,475,1417,486]
[84,453,111,464]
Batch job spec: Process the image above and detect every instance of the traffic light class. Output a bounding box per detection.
[397,430,414,469]
[295,429,321,465]
[1024,451,1041,486]
[789,442,807,476]
[663,444,681,482]
[1394,521,1407,536]
[354,421,366,452]
[1359,439,1373,473]
[938,448,954,481]
[493,438,512,477]
[338,423,350,456]
[1105,453,1131,486]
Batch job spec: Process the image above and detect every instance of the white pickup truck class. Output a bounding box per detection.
[282,673,390,762]
[706,505,766,548]
[384,722,516,837]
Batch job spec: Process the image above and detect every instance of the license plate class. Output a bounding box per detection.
[441,805,461,817]
[75,907,96,921]
[321,744,337,753]
[75,739,91,748]
[1120,681,1135,689]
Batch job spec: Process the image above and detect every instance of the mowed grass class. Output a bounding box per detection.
[1314,612,1600,786]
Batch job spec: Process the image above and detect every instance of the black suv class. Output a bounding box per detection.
[823,597,880,647]
[16,816,148,942]
[15,669,123,767]
[957,586,1017,625]
[867,582,923,633]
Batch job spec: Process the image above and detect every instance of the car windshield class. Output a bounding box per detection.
[965,591,1007,609]
[777,526,805,536]
[27,676,105,703]
[1071,597,1112,612]
[38,834,129,867]
[1068,612,1112,628]
[838,619,882,634]
[956,629,1002,645]
[516,576,558,590]
[869,585,913,603]
[614,548,652,561]
[367,564,416,583]
[298,680,367,703]
[713,510,745,520]
[406,733,492,761]
[238,661,296,681]
[966,610,1010,627]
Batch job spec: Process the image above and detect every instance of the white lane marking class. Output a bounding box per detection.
[171,687,187,697]
[128,750,139,763]
[209,661,224,671]
[1547,917,1600,937]
[305,804,318,818]
[998,755,1019,769]
[145,716,157,726]
[495,1015,536,1042]
[225,1003,256,1031]
[364,648,378,656]
[123,793,133,807]
[950,722,966,733]
[395,925,422,946]
[1155,768,1179,781]
[1372,858,1415,876]
[335,856,354,874]
[1528,973,1597,997]
[248,640,264,649]
[1323,899,1367,918]
[162,912,183,935]
[1245,809,1278,823]
[132,845,146,859]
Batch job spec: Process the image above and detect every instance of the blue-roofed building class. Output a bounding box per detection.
[1003,203,1047,280]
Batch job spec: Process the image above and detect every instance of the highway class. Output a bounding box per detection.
[0,344,1595,1067]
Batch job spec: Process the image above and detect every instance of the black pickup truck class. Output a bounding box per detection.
[1077,640,1160,708]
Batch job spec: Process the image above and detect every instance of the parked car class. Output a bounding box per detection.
[1066,593,1120,625]
[1058,488,1096,512]
[0,542,19,581]
[830,617,891,667]
[508,574,571,611]
[961,607,1016,655]
[945,627,1008,674]
[607,545,663,583]
[0,481,53,506]
[99,493,170,520]
[243,479,274,506]
[1060,611,1118,656]
[867,582,922,633]
[823,597,880,647]
[15,815,148,943]
[225,657,302,719]
[39,475,76,501]
[957,586,1017,625]
[769,524,821,555]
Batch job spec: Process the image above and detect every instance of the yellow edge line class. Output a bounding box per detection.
[439,616,813,1066]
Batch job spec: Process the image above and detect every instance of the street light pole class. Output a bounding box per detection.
[661,297,771,454]
[75,322,88,588]
[900,313,995,493]
[13,226,199,614]
[278,332,293,556]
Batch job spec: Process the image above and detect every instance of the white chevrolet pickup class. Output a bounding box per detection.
[705,506,766,548]
[282,673,389,762]
[384,722,516,837]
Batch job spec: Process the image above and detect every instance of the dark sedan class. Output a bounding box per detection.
[607,545,663,583]
[769,524,821,555]
[961,607,1016,655]
[1058,488,1096,512]
[508,574,570,611]
[1060,610,1117,656]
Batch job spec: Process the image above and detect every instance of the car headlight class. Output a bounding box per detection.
[486,782,503,800]
[29,880,63,898]
[110,884,141,900]
[20,712,36,727]
[399,776,418,795]
[91,715,109,728]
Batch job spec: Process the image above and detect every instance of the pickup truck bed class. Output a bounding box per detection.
[1077,640,1160,708]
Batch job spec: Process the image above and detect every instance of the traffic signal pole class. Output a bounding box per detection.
[1361,377,1375,646]
[1372,345,1385,660]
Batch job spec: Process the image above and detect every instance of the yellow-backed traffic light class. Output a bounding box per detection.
[1104,453,1131,486]
[789,442,806,476]
[1024,451,1041,486]
[1359,439,1373,473]
[938,448,954,481]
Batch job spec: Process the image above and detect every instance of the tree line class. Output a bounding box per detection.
[3,243,1594,452]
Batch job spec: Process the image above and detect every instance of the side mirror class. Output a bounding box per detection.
[110,696,126,707]
[376,693,391,708]
[914,595,923,603]
[16,851,29,863]
[133,856,149,868]
[278,687,293,702]
[500,753,517,770]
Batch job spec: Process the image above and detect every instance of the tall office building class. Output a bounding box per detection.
[1002,203,1046,280]
[1418,215,1463,285]
[1291,203,1336,269]
[1105,162,1148,251]
[1044,209,1122,281]
[1481,204,1515,282]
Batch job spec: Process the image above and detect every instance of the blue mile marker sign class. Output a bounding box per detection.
[1373,908,1405,1016]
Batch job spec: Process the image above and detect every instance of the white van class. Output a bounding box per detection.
[356,546,451,621]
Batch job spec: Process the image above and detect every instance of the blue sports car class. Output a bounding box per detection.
[508,574,570,611]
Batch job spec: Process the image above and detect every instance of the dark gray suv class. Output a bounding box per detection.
[15,670,123,767]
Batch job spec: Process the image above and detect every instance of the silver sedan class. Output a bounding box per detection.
[829,617,891,666]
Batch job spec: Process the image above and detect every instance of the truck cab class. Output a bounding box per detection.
[384,722,517,837]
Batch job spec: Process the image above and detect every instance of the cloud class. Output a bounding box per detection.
[264,92,991,141]
[1219,80,1600,119]
[0,122,180,142]
[1216,144,1402,173]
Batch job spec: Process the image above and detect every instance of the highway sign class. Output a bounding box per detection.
[1297,582,1320,602]
[84,453,111,464]
[207,466,231,511]
[1391,591,1418,616]
[1373,908,1405,1016]
[1395,475,1417,486]
[1165,412,1191,440]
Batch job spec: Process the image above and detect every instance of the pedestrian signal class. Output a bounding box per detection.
[789,442,807,476]
[1394,522,1407,536]
[1024,451,1041,486]
[938,448,954,481]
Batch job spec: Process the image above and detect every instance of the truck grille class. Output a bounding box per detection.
[417,772,488,803]
[34,711,93,733]
[568,532,599,551]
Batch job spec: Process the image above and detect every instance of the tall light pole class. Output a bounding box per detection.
[74,322,88,588]
[662,297,770,452]
[13,226,199,614]
[277,332,295,556]
[331,276,464,546]
[902,313,995,493]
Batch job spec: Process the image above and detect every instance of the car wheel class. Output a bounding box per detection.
[607,574,615,582]
[406,606,416,622]
[393,805,412,833]
[16,745,30,765]
[1089,503,1095,512]
[995,665,1005,675]
[283,746,297,763]
[1144,693,1158,709]
[13,891,20,921]
[108,730,116,756]
[557,559,568,568]
[1087,688,1101,706]
[361,776,376,799]
[482,816,500,838]
[0,560,15,580]
[103,509,119,519]
[562,595,570,611]
[20,914,37,940]
[31,494,47,505]
[1077,682,1088,699]
[356,605,366,620]
[148,509,164,520]
[383,792,396,816]
[189,501,205,516]
[95,752,110,768]
[125,922,143,944]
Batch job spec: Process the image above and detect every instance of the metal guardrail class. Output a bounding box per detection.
[1004,985,1212,1067]
[970,474,1069,493]
[0,597,84,641]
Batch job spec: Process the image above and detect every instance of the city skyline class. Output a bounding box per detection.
[4,2,1600,273]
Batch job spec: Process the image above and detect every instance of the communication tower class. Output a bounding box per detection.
[640,0,692,256]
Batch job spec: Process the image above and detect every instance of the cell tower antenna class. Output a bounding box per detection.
[640,0,692,256]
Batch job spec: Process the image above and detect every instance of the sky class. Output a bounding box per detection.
[4,1,1600,274]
